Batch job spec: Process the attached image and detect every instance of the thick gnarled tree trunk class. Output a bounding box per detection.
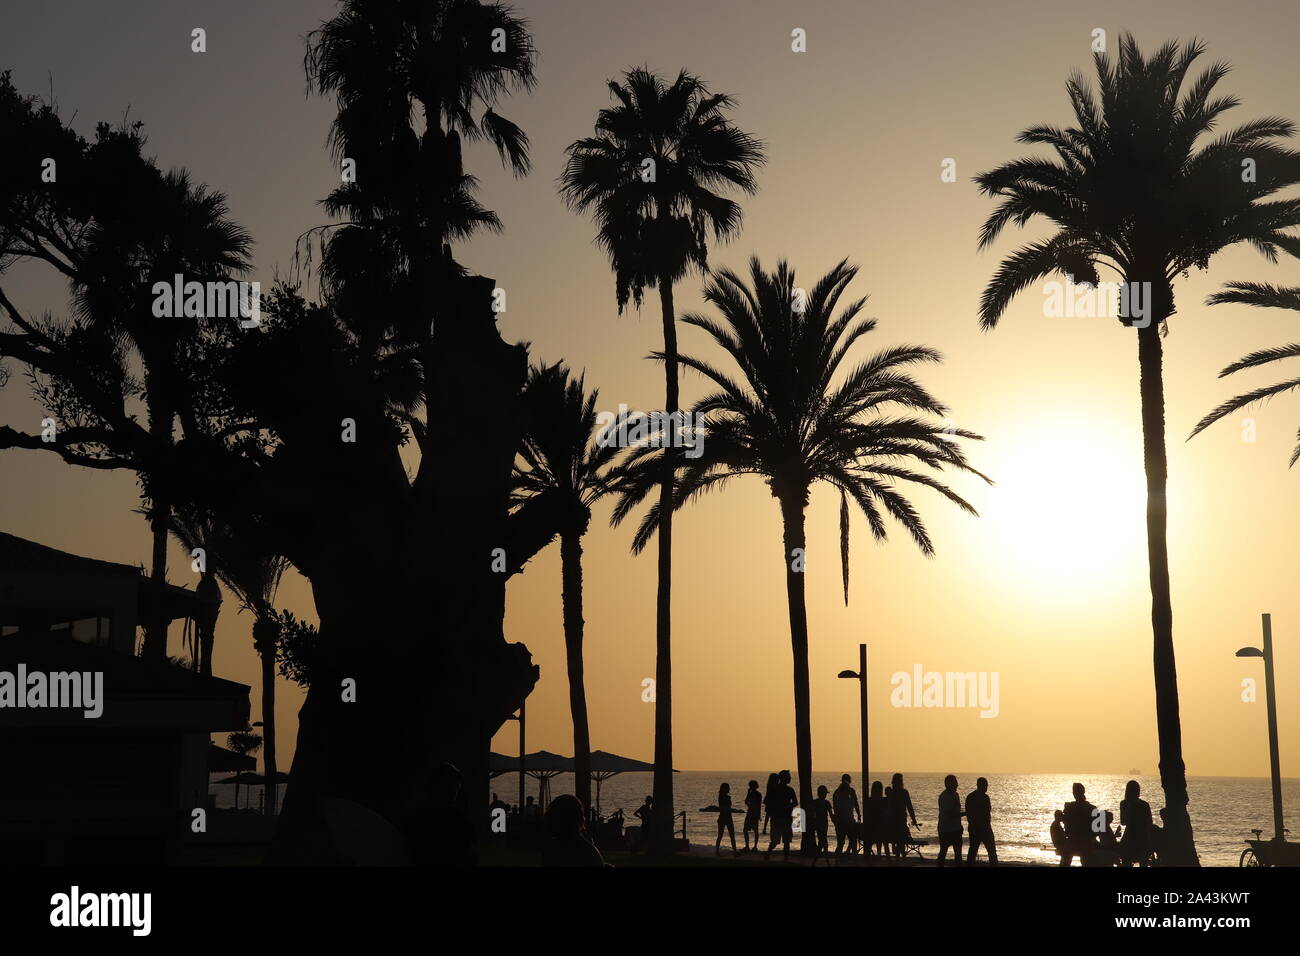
[268,274,539,864]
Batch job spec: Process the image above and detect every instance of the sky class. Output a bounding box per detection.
[1,0,1298,783]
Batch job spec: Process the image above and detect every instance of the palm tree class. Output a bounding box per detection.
[73,168,252,659]
[172,508,289,815]
[974,34,1300,865]
[561,68,765,852]
[227,730,263,811]
[305,0,536,330]
[1192,283,1300,463]
[293,0,545,837]
[613,258,988,848]
[512,362,623,815]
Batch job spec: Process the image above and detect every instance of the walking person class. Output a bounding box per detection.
[810,785,833,866]
[889,772,919,858]
[764,770,798,861]
[864,780,888,857]
[832,773,861,860]
[742,779,762,853]
[1119,780,1154,867]
[964,776,998,864]
[1062,782,1099,866]
[715,782,738,856]
[936,774,964,866]
[761,772,779,840]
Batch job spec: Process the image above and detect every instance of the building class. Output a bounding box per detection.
[0,532,250,864]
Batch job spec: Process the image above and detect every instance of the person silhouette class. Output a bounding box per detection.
[764,770,798,861]
[810,785,833,865]
[541,794,606,867]
[633,794,654,851]
[715,782,738,856]
[1093,810,1121,866]
[1062,782,1099,866]
[865,780,888,857]
[761,772,780,837]
[964,776,998,864]
[936,774,964,866]
[743,779,762,852]
[411,761,475,866]
[1050,809,1069,864]
[1119,780,1154,867]
[889,772,919,857]
[832,773,861,859]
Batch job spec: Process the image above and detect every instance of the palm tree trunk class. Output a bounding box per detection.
[778,491,815,854]
[651,274,677,855]
[143,389,170,660]
[260,640,278,817]
[1136,317,1198,866]
[560,530,592,816]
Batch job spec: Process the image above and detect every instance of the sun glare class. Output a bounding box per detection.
[981,417,1149,601]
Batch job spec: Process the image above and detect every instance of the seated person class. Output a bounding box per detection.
[1050,809,1070,865]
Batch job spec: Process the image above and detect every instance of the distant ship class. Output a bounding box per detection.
[1129,769,1141,774]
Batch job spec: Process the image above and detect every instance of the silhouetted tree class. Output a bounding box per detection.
[0,5,561,862]
[170,507,289,815]
[512,361,623,815]
[0,72,252,660]
[274,609,320,689]
[974,34,1300,865]
[227,730,263,811]
[1192,283,1300,463]
[615,258,987,850]
[561,68,764,852]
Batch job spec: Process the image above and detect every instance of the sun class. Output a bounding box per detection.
[980,414,1150,602]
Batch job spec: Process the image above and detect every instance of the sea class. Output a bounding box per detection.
[211,771,1298,866]
[490,771,1300,867]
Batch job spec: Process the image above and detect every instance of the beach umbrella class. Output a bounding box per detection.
[587,750,671,816]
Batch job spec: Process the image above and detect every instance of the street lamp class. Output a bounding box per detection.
[1236,613,1284,843]
[838,643,869,805]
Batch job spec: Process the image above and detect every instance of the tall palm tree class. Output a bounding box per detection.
[305,0,536,332]
[614,258,988,848]
[512,362,623,815]
[295,0,544,837]
[561,68,765,852]
[1192,283,1300,463]
[974,34,1300,865]
[172,508,289,815]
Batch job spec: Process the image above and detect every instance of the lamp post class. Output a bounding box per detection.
[1236,613,1284,843]
[838,643,869,804]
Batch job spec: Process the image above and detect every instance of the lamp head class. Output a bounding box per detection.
[1236,647,1264,658]
[837,670,859,679]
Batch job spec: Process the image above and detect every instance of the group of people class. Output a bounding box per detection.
[511,776,1162,868]
[708,771,1000,864]
[1049,780,1158,866]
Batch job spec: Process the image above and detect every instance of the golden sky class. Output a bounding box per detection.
[1,0,1297,778]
